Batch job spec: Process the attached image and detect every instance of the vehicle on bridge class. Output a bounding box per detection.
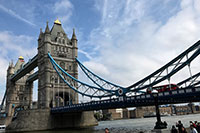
[146,84,179,94]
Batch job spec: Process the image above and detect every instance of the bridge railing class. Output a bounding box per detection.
[51,86,200,113]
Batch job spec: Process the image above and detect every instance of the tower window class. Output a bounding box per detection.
[20,85,23,91]
[63,40,65,44]
[55,77,58,83]
[59,39,61,43]
[19,95,23,101]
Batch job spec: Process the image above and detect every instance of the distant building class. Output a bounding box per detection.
[102,109,122,120]
[102,104,200,120]
[122,108,129,119]
[175,105,191,115]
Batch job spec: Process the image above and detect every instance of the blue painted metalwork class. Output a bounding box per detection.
[26,71,38,83]
[177,72,200,87]
[51,86,200,113]
[76,58,129,95]
[48,53,116,98]
[127,40,200,93]
[48,40,200,99]
[11,54,38,82]
[76,58,145,95]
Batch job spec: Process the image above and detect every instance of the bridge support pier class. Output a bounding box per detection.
[153,94,167,129]
[6,109,98,132]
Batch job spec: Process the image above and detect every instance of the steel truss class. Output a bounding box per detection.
[76,58,137,96]
[48,53,116,99]
[127,40,200,93]
[178,72,200,87]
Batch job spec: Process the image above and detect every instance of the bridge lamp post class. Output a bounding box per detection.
[152,92,167,129]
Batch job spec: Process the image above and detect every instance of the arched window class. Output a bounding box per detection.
[63,39,65,44]
[55,77,58,83]
[69,65,72,71]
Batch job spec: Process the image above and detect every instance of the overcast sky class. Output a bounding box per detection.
[0,0,200,101]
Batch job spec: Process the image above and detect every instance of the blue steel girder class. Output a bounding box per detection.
[26,71,38,83]
[177,72,200,87]
[76,58,133,96]
[11,54,38,82]
[51,86,200,113]
[127,40,200,93]
[48,53,116,98]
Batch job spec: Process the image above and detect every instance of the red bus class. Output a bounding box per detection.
[146,84,179,94]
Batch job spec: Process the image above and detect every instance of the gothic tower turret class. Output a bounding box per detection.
[6,56,33,117]
[7,61,14,76]
[37,19,79,108]
[71,28,78,81]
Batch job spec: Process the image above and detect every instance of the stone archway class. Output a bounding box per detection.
[53,92,73,107]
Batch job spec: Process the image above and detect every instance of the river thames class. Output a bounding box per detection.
[25,113,200,133]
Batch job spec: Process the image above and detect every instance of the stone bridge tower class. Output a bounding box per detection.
[6,57,33,117]
[5,20,97,131]
[37,19,78,108]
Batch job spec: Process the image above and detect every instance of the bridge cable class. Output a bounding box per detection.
[76,58,145,94]
[48,53,114,98]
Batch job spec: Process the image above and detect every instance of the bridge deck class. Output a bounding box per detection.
[51,87,200,114]
[11,55,38,82]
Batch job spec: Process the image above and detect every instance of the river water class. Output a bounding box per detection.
[26,113,200,133]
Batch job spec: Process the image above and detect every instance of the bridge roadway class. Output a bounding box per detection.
[51,86,200,114]
[11,55,38,82]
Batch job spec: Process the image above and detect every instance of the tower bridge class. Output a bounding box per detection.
[0,19,200,132]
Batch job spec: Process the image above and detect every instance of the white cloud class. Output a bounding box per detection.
[0,5,36,26]
[81,0,200,88]
[83,61,110,76]
[0,31,37,99]
[79,49,93,60]
[0,31,37,59]
[53,0,73,24]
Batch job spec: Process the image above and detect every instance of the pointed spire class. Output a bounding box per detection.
[9,60,13,67]
[40,28,43,33]
[10,60,14,68]
[45,21,50,33]
[54,19,61,25]
[72,28,77,40]
[38,28,43,40]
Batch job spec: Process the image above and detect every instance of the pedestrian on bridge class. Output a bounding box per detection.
[181,127,187,133]
[105,128,109,133]
[176,120,183,133]
[196,122,200,133]
[171,125,178,133]
[190,125,198,133]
